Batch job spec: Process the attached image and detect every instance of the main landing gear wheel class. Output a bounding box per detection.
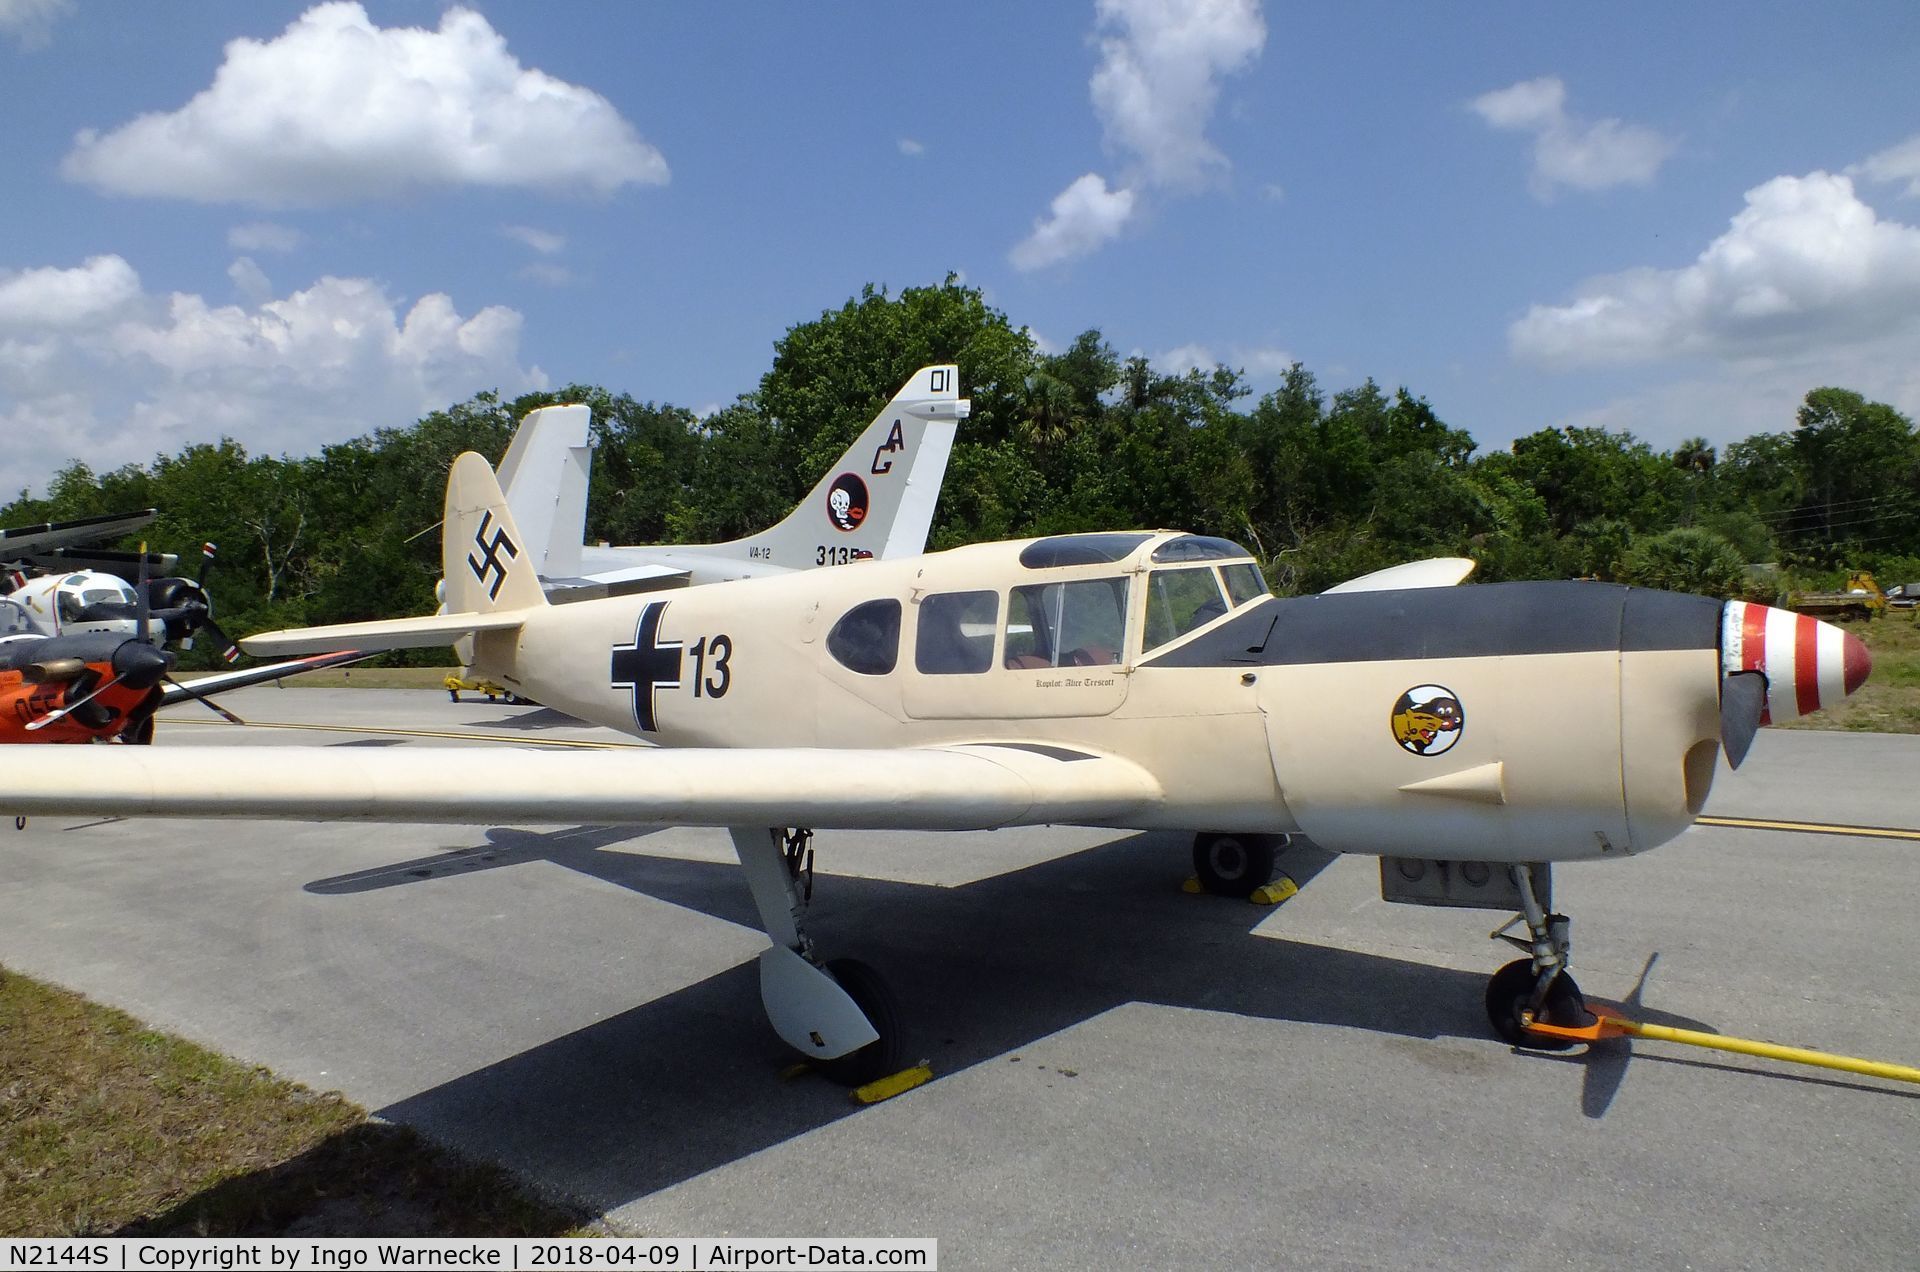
[815,958,903,1088]
[1192,832,1282,899]
[1485,959,1588,1050]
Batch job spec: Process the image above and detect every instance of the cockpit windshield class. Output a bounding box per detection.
[56,581,135,625]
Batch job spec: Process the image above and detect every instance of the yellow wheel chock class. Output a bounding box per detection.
[852,1064,934,1105]
[1182,874,1299,905]
[1524,1007,1920,1086]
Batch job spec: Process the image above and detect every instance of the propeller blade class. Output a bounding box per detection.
[201,615,241,664]
[26,672,124,731]
[163,674,247,726]
[1720,671,1767,770]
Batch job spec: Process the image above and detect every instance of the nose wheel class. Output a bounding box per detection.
[1485,862,1594,1048]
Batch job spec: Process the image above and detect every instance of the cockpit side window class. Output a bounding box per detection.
[915,590,998,675]
[0,599,32,636]
[1006,577,1128,668]
[1143,567,1229,653]
[826,598,901,675]
[1220,561,1270,606]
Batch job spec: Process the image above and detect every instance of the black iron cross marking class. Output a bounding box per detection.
[467,510,519,601]
[611,601,681,732]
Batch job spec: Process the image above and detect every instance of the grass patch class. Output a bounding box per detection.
[1782,611,1920,734]
[0,969,590,1237]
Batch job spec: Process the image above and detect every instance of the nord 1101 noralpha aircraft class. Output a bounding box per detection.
[0,450,1871,1082]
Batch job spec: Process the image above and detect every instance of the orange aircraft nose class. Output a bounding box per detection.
[1722,601,1872,724]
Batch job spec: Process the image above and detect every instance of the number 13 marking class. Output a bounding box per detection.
[689,634,733,698]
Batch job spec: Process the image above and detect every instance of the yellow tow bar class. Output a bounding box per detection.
[1525,1009,1920,1086]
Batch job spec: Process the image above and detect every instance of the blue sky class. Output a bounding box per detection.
[3,0,1918,503]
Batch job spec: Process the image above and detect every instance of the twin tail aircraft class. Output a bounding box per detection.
[0,443,1872,1081]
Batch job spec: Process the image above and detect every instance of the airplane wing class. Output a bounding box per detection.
[0,509,157,565]
[159,649,371,707]
[0,742,1162,831]
[1324,557,1477,594]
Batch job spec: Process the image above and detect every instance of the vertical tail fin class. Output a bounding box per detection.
[442,452,548,615]
[727,364,968,565]
[496,404,591,582]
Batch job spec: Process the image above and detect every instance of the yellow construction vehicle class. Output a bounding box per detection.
[1784,571,1886,621]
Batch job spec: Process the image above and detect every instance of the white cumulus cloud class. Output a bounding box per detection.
[0,0,71,48]
[0,254,544,500]
[0,256,143,329]
[61,2,668,207]
[1510,171,1920,366]
[1850,133,1920,199]
[1153,341,1293,379]
[1471,75,1675,200]
[1090,0,1266,191]
[1010,174,1138,271]
[1012,0,1264,271]
[227,256,273,302]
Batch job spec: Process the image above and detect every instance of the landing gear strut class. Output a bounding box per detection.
[1484,862,1592,1049]
[729,826,902,1086]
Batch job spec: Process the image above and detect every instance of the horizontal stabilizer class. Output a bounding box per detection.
[0,742,1163,832]
[242,609,528,657]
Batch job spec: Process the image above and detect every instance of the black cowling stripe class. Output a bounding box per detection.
[1142,581,1723,669]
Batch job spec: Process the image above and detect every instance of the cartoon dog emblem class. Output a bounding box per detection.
[1391,684,1464,756]
[826,473,869,532]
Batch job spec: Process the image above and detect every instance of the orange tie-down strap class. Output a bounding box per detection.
[1523,1006,1920,1085]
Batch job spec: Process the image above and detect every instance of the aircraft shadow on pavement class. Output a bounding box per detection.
[459,706,599,733]
[312,827,1542,1214]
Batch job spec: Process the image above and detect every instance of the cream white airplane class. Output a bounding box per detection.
[492,365,969,602]
[0,450,1872,1084]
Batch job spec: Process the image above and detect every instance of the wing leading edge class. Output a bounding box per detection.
[0,742,1162,831]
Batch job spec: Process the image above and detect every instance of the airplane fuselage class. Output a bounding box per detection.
[473,531,1783,865]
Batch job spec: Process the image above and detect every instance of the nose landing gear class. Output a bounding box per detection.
[1484,862,1594,1048]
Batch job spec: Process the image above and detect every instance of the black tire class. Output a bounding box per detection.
[816,957,904,1088]
[1485,959,1587,1050]
[1192,832,1281,898]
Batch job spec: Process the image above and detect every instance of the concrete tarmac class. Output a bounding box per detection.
[2,687,1917,1268]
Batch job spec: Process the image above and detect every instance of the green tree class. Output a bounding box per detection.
[1617,527,1749,598]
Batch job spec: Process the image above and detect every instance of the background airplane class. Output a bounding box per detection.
[490,365,969,602]
[1,508,169,588]
[0,597,363,744]
[0,450,1871,1084]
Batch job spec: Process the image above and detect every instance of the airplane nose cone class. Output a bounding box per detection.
[1722,602,1873,724]
[113,639,175,690]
